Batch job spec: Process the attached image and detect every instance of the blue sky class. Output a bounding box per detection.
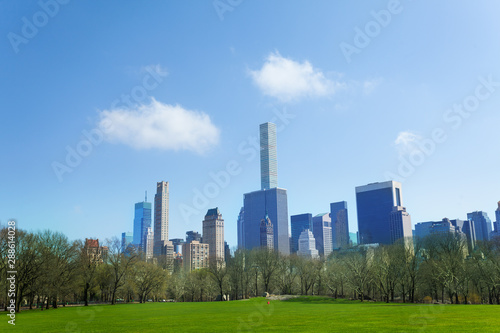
[1,0,499,247]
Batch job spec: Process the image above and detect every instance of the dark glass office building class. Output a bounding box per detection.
[355,181,403,245]
[467,211,492,242]
[330,201,350,249]
[243,188,289,255]
[290,213,312,254]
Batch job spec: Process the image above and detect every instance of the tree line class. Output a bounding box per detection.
[1,228,500,312]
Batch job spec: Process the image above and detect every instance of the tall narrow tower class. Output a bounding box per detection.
[153,181,169,256]
[202,207,225,264]
[260,122,277,190]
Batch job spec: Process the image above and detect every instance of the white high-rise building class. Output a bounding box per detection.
[260,122,277,190]
[298,229,319,259]
[154,181,169,257]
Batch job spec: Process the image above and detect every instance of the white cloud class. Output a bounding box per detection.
[98,98,220,154]
[249,52,344,102]
[394,131,422,156]
[362,78,383,95]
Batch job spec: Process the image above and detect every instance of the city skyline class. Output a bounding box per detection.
[2,1,500,248]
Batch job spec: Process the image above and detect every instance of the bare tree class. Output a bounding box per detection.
[209,261,228,301]
[254,249,279,294]
[106,238,138,305]
[343,249,373,301]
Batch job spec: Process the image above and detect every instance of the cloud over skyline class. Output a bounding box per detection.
[98,98,220,154]
[249,51,344,102]
[394,131,423,156]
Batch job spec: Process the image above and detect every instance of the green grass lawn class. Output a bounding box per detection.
[6,297,500,332]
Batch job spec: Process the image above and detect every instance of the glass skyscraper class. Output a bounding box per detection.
[355,181,404,245]
[330,201,350,250]
[260,122,277,190]
[242,122,289,255]
[291,213,312,254]
[121,232,133,252]
[243,187,289,254]
[237,207,245,249]
[467,211,492,242]
[133,200,152,252]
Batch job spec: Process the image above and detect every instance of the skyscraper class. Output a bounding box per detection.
[290,213,312,254]
[356,181,404,245]
[297,229,319,259]
[154,181,169,257]
[467,211,492,242]
[450,219,476,252]
[145,227,154,260]
[237,207,245,249]
[312,213,332,257]
[260,122,277,190]
[242,122,289,255]
[389,206,413,248]
[186,230,202,244]
[260,213,274,250]
[330,201,350,250]
[121,232,133,253]
[133,199,152,253]
[243,188,289,254]
[202,207,225,264]
[495,202,500,232]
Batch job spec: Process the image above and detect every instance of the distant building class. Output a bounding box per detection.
[467,211,492,242]
[154,239,174,271]
[297,229,319,259]
[145,227,154,260]
[242,122,290,255]
[203,208,225,263]
[133,199,152,253]
[154,181,169,257]
[349,232,358,246]
[356,181,404,245]
[186,231,202,244]
[493,202,500,238]
[260,122,278,190]
[243,188,289,255]
[290,213,312,254]
[415,218,469,254]
[389,206,413,248]
[182,240,209,272]
[169,238,185,254]
[237,207,244,249]
[84,238,108,264]
[450,219,476,252]
[260,213,274,250]
[224,241,231,262]
[121,232,133,252]
[496,202,500,229]
[330,201,350,249]
[312,213,332,257]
